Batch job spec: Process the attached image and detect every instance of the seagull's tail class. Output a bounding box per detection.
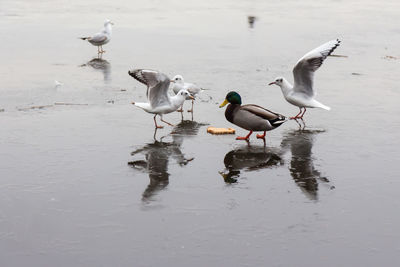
[79,37,90,41]
[321,105,331,111]
[311,99,331,111]
[317,102,331,110]
[132,102,151,112]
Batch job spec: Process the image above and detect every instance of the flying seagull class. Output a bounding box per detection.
[269,39,341,119]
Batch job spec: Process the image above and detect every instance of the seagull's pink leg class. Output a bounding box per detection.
[160,115,174,126]
[236,131,253,140]
[176,104,183,112]
[187,100,194,113]
[154,115,163,129]
[298,107,307,119]
[290,108,303,120]
[256,131,266,139]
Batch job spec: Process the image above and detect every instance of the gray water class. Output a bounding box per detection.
[1,0,400,266]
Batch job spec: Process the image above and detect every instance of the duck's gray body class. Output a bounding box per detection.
[225,104,286,132]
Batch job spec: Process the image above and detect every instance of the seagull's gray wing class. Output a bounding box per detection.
[88,33,108,45]
[292,39,341,97]
[184,83,201,96]
[129,69,171,108]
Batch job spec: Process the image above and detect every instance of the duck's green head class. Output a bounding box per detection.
[219,91,242,108]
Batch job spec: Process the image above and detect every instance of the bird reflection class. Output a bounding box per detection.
[220,145,283,183]
[247,15,257,28]
[83,57,111,82]
[170,119,206,146]
[281,129,330,200]
[128,120,205,203]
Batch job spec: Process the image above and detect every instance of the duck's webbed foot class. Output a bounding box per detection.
[256,131,266,139]
[236,131,253,140]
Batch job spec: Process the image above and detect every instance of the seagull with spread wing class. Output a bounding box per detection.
[80,19,113,54]
[269,39,341,119]
[128,69,194,128]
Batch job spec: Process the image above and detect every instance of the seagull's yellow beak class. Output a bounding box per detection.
[268,81,276,85]
[219,99,229,108]
[170,80,175,83]
[189,95,195,100]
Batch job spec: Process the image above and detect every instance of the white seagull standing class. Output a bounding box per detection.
[269,39,341,119]
[128,69,194,128]
[80,19,113,54]
[170,75,202,113]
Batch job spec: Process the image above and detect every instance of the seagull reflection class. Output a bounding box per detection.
[170,119,206,146]
[83,58,111,82]
[128,120,205,202]
[220,146,283,183]
[281,129,330,200]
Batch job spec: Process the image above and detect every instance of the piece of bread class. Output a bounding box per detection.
[207,127,235,135]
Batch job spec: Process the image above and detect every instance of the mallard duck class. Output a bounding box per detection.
[170,75,202,113]
[268,39,340,119]
[128,69,194,128]
[219,91,286,140]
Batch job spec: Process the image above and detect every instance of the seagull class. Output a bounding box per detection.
[54,80,63,88]
[80,19,113,54]
[268,39,341,119]
[128,69,194,128]
[170,75,202,113]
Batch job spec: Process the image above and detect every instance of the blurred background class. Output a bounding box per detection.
[1,0,399,266]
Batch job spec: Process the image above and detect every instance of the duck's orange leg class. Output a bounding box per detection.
[236,131,253,140]
[256,131,266,139]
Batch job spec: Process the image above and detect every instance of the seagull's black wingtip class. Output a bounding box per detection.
[128,69,139,77]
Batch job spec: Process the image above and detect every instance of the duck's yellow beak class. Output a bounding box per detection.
[219,99,229,108]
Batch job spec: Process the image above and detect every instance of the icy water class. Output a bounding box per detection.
[1,0,400,266]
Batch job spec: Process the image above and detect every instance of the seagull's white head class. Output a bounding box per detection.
[171,75,184,84]
[268,77,285,87]
[268,77,293,96]
[174,89,193,101]
[104,19,114,26]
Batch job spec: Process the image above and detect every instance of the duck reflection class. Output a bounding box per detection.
[220,146,283,183]
[281,129,330,200]
[83,58,111,82]
[128,120,204,202]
